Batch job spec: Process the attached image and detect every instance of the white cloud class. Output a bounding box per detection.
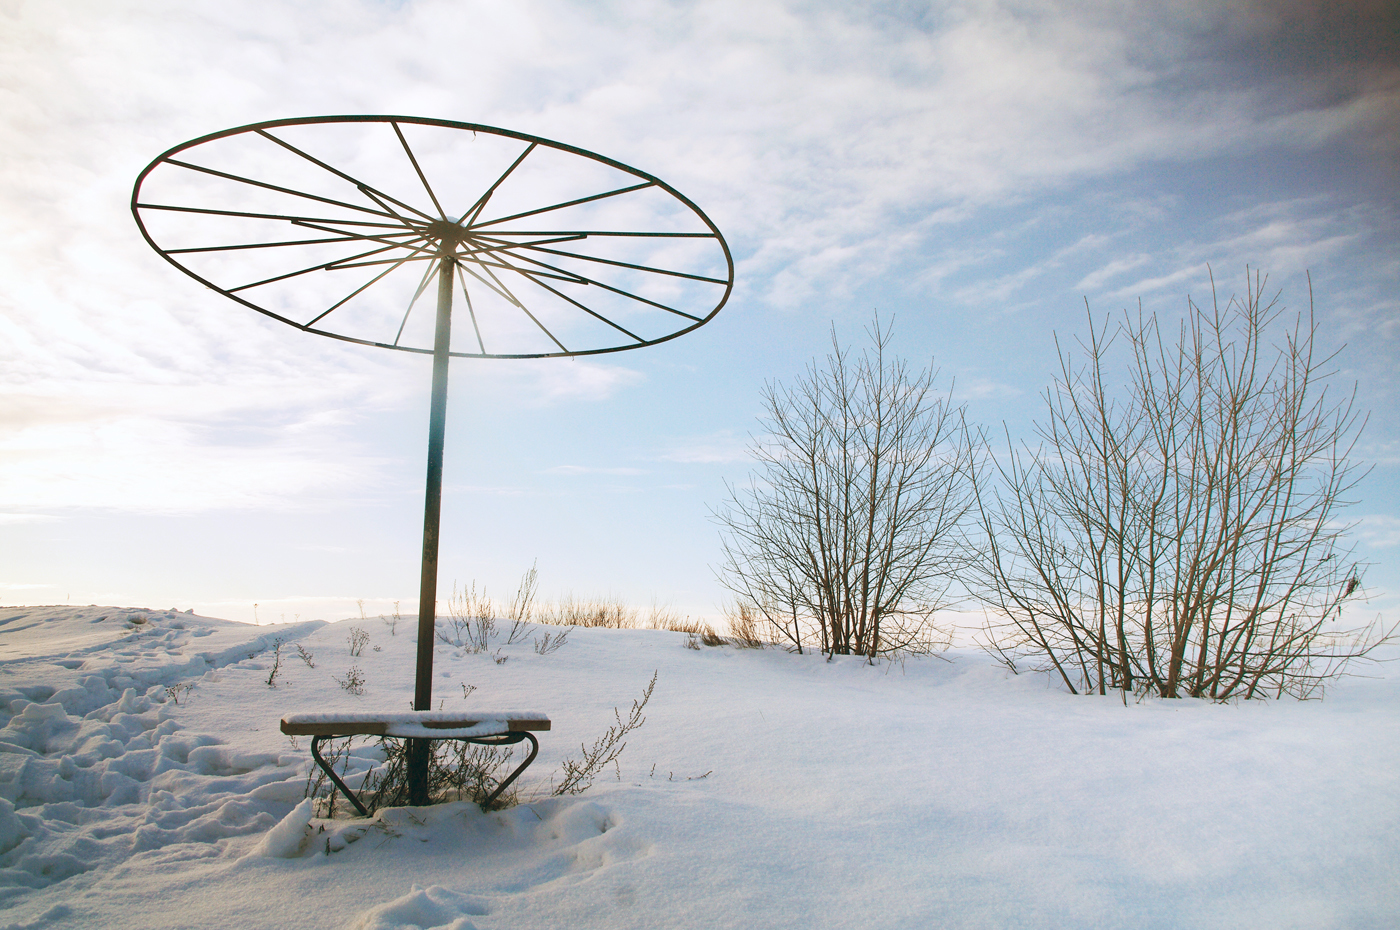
[1356,440,1400,467]
[8,0,1392,335]
[0,0,1395,544]
[540,465,647,476]
[656,431,750,465]
[0,403,389,512]
[951,377,1024,402]
[0,581,57,593]
[457,359,648,408]
[1354,514,1400,548]
[1074,254,1156,293]
[0,513,58,525]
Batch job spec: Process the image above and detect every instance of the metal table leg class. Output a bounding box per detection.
[311,734,372,817]
[474,731,540,810]
[310,731,542,818]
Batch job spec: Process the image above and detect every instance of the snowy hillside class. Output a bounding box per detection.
[1,606,1396,929]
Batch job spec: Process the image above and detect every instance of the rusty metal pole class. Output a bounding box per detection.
[408,254,455,806]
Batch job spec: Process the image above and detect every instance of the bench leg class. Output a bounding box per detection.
[408,737,431,807]
[309,731,541,817]
[473,731,540,810]
[311,734,371,817]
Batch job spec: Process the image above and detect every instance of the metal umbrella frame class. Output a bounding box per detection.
[132,116,733,804]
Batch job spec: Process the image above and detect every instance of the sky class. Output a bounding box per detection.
[1,0,1396,627]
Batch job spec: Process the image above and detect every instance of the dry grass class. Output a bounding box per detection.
[447,581,494,625]
[645,601,694,632]
[723,601,765,649]
[697,626,724,647]
[643,603,726,645]
[440,568,753,652]
[536,593,638,629]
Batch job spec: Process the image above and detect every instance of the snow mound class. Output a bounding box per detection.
[246,797,314,859]
[346,885,488,930]
[0,903,73,930]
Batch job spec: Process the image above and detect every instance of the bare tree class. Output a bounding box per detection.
[715,315,977,659]
[971,270,1389,699]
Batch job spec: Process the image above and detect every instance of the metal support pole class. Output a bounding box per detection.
[409,255,455,806]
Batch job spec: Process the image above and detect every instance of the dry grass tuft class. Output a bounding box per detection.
[646,602,697,633]
[537,593,637,629]
[723,601,765,649]
[644,604,724,645]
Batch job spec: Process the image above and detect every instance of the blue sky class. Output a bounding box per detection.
[1,0,1396,626]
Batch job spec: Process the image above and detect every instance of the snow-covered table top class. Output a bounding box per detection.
[280,711,551,739]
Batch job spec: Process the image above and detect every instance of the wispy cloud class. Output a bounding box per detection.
[0,581,57,592]
[1356,440,1400,467]
[1074,255,1156,293]
[1,0,1396,608]
[1354,514,1400,548]
[951,376,1024,402]
[540,465,647,476]
[0,513,58,525]
[656,430,750,465]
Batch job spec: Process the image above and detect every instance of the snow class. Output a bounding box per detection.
[247,798,316,860]
[281,712,549,740]
[347,885,489,930]
[0,604,1396,929]
[282,712,549,725]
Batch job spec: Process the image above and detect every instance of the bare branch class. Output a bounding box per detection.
[968,268,1389,699]
[713,313,976,659]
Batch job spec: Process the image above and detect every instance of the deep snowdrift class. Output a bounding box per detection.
[0,606,1396,929]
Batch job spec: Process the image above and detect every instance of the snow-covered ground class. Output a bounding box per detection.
[1,606,1396,930]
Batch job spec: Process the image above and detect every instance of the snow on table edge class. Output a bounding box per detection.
[280,711,551,737]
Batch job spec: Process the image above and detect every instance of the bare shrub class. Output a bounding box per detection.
[553,671,656,795]
[295,644,315,667]
[335,666,366,695]
[440,581,495,651]
[347,627,369,657]
[458,580,495,622]
[505,562,539,644]
[164,682,193,705]
[467,618,496,652]
[970,270,1391,699]
[364,738,523,812]
[266,638,284,687]
[715,314,977,659]
[533,627,573,655]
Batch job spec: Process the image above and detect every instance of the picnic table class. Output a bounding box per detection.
[281,711,551,816]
